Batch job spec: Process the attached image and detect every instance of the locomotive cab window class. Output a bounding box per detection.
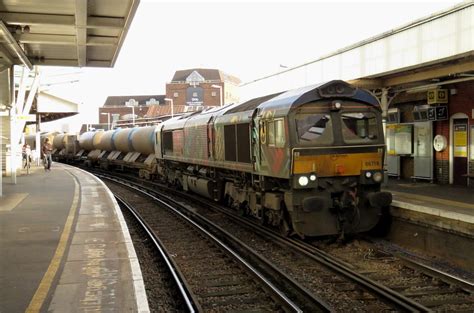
[163,131,173,153]
[341,112,378,144]
[295,114,332,144]
[266,119,286,148]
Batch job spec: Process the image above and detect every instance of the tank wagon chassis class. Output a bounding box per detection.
[73,80,392,238]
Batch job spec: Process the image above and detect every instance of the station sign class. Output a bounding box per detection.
[16,114,36,121]
[427,106,448,121]
[427,89,448,104]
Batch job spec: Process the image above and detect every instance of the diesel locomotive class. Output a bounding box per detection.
[71,80,392,238]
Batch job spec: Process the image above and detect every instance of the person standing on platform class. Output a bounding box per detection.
[42,138,53,171]
[22,143,32,168]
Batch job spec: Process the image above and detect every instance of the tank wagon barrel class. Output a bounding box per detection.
[97,129,120,151]
[113,128,134,153]
[53,133,66,150]
[130,126,156,155]
[79,130,104,151]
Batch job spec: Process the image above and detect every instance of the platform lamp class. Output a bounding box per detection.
[211,84,223,107]
[101,112,111,130]
[164,98,174,118]
[125,103,135,125]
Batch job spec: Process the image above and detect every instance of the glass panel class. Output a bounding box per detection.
[295,114,332,144]
[275,119,285,147]
[268,121,275,145]
[341,112,379,144]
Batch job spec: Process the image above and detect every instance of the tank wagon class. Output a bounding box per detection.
[82,126,158,179]
[77,130,104,163]
[52,133,80,161]
[76,80,391,237]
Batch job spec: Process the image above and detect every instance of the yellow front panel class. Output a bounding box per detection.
[293,152,383,177]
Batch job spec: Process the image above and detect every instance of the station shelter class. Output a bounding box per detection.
[0,0,139,196]
[383,78,473,186]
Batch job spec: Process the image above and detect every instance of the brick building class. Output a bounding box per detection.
[98,68,241,126]
[166,68,241,107]
[98,95,166,128]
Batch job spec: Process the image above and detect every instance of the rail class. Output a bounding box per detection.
[114,195,198,312]
[102,174,308,312]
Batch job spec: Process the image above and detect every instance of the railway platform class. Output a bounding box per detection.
[383,179,474,237]
[0,163,149,313]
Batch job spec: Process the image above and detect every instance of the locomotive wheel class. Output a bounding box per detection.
[259,208,267,226]
[238,202,247,216]
[279,218,290,237]
[369,206,392,237]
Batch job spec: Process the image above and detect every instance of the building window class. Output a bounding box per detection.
[211,91,217,97]
[173,92,179,98]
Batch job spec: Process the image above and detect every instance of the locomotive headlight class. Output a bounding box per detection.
[365,171,372,179]
[309,174,317,181]
[373,172,383,183]
[331,101,342,111]
[298,176,309,186]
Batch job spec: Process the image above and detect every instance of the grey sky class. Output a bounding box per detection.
[40,0,461,131]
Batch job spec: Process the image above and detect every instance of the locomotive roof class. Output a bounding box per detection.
[225,92,284,114]
[226,80,379,116]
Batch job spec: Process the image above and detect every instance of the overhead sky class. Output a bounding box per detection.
[40,0,462,132]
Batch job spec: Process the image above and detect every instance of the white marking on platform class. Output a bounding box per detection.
[89,222,106,229]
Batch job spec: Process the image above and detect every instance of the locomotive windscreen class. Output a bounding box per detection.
[341,112,379,144]
[296,113,333,144]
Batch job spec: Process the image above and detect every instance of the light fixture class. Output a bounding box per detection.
[164,98,174,118]
[373,172,383,183]
[298,176,309,186]
[211,84,223,107]
[332,101,342,110]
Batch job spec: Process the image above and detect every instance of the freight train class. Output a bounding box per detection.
[54,80,392,238]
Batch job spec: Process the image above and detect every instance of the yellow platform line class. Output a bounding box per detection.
[25,173,80,313]
[391,190,474,210]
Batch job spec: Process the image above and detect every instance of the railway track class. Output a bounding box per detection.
[105,177,321,312]
[90,169,474,311]
[115,195,197,312]
[311,238,474,312]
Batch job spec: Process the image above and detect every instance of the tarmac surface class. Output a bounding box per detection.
[0,163,149,313]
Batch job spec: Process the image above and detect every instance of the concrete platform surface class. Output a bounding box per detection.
[0,164,149,313]
[384,179,474,235]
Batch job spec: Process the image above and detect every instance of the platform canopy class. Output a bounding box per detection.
[0,0,139,70]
